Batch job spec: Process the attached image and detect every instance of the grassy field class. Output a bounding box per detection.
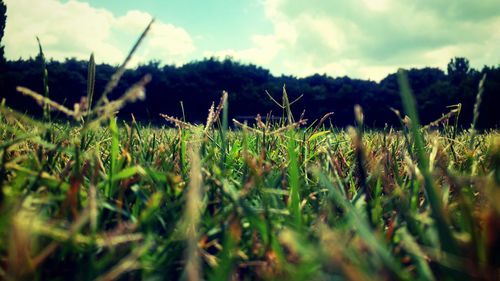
[0,70,499,281]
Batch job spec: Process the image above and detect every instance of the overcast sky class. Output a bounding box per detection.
[4,0,500,81]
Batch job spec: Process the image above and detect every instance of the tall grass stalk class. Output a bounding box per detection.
[85,53,96,123]
[183,145,203,281]
[469,74,487,149]
[36,37,50,122]
[287,132,301,227]
[397,69,460,268]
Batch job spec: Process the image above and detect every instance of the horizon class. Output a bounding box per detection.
[3,0,500,81]
[3,54,491,83]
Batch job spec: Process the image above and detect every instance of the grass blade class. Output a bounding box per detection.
[36,37,50,122]
[85,53,96,123]
[287,132,302,227]
[397,69,461,270]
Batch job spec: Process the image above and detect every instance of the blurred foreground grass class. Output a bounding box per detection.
[0,85,499,280]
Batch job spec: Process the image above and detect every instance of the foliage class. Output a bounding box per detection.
[1,56,499,129]
[448,57,471,84]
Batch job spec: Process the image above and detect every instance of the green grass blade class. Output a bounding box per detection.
[397,227,435,281]
[85,53,96,123]
[108,117,119,197]
[36,37,50,122]
[316,170,410,280]
[397,69,460,258]
[287,132,301,227]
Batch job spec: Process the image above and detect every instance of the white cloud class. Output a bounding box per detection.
[4,0,195,65]
[203,33,282,66]
[4,0,500,80]
[202,12,296,67]
[361,0,391,12]
[252,0,500,80]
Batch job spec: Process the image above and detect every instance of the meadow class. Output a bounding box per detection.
[0,22,499,281]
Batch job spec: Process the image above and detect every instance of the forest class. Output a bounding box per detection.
[1,55,499,129]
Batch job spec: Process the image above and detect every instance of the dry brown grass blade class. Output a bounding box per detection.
[160,113,194,129]
[183,145,203,281]
[423,104,461,130]
[93,74,151,116]
[232,119,264,134]
[313,112,334,133]
[16,72,150,125]
[268,118,308,135]
[233,117,308,136]
[213,90,228,121]
[255,114,267,130]
[265,90,285,109]
[82,74,152,130]
[16,86,76,117]
[289,93,304,106]
[204,102,216,132]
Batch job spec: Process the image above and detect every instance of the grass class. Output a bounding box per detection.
[0,22,499,281]
[0,83,499,280]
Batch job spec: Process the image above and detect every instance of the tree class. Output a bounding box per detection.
[0,0,6,65]
[447,57,470,84]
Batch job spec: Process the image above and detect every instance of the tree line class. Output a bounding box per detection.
[0,55,498,129]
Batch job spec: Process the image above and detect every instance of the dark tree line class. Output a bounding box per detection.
[0,56,499,129]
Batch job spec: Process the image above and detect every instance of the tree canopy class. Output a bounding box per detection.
[0,0,7,66]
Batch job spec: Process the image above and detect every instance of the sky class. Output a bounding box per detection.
[3,0,500,81]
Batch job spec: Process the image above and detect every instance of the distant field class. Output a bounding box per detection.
[0,71,499,280]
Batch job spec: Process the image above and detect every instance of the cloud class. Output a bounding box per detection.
[237,0,500,80]
[202,15,296,67]
[3,0,195,65]
[202,33,282,66]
